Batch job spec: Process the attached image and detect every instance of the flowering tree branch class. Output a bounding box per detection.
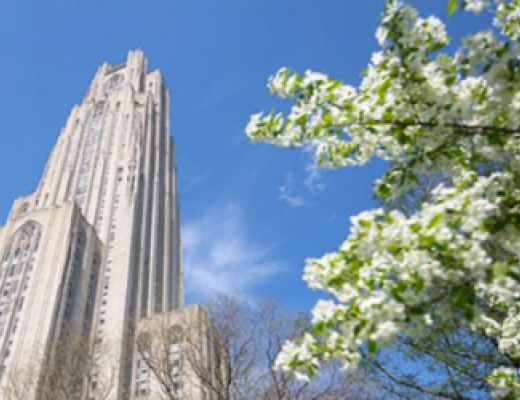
[346,118,520,136]
[246,0,520,398]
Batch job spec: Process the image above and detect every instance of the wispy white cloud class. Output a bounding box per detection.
[183,170,212,193]
[278,148,326,208]
[183,204,284,301]
[303,148,326,194]
[278,173,308,208]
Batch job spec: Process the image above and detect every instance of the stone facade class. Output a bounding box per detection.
[135,305,225,400]
[0,51,215,400]
[0,203,103,389]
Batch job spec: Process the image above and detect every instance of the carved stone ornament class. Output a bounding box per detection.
[104,73,124,95]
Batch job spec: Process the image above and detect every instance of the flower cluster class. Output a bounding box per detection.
[286,172,520,380]
[247,1,520,397]
[488,367,520,399]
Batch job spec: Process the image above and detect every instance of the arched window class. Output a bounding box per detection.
[0,221,42,345]
[104,74,123,95]
[74,102,106,206]
[2,221,42,264]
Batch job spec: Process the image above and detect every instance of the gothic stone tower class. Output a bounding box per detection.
[0,50,183,399]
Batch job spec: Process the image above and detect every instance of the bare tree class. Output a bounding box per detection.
[2,362,40,400]
[184,295,262,400]
[254,299,378,400]
[135,316,186,400]
[134,301,260,400]
[134,296,380,400]
[2,334,116,400]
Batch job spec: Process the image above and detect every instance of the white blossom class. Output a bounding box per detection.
[247,1,520,397]
[245,112,263,138]
[465,0,490,13]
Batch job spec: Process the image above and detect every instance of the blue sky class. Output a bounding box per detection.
[0,1,487,311]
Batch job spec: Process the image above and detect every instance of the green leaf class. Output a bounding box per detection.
[332,81,343,90]
[428,213,444,230]
[296,113,307,126]
[383,110,395,122]
[354,320,366,336]
[328,275,345,287]
[388,244,402,255]
[409,305,425,316]
[489,132,505,146]
[419,235,435,248]
[492,262,509,278]
[377,183,392,199]
[445,75,457,86]
[314,321,328,336]
[323,112,334,125]
[448,0,458,16]
[394,128,409,145]
[415,277,425,293]
[359,219,372,228]
[485,217,508,234]
[429,42,446,52]
[463,305,474,320]
[391,287,405,303]
[378,79,392,95]
[368,340,378,355]
[496,42,510,59]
